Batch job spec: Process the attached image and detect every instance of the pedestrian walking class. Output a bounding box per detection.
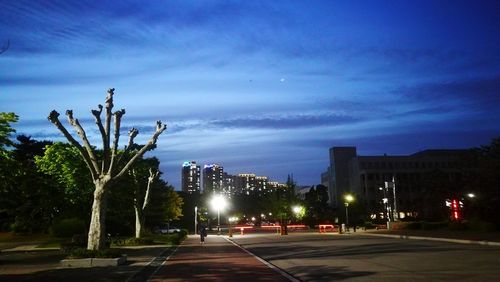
[200,225,207,244]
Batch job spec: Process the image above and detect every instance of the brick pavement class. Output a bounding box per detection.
[149,235,293,282]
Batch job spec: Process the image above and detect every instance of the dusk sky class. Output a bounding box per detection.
[1,1,500,189]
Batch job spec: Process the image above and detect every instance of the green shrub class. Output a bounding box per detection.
[125,237,155,246]
[60,234,88,253]
[51,218,86,238]
[179,229,188,238]
[67,248,121,259]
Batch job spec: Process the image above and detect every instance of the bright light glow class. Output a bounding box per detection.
[251,216,256,221]
[344,194,354,203]
[228,216,239,223]
[292,206,301,214]
[210,195,227,212]
[467,193,476,198]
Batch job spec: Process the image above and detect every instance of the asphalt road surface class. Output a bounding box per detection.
[230,232,500,281]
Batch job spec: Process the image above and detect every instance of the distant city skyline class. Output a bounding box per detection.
[1,1,499,189]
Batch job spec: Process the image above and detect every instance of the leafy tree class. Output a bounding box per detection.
[0,126,62,232]
[47,88,166,250]
[420,169,461,221]
[176,191,201,233]
[147,180,183,228]
[304,185,333,227]
[13,135,52,164]
[262,175,299,235]
[35,142,93,220]
[0,113,18,229]
[0,112,18,150]
[462,137,500,227]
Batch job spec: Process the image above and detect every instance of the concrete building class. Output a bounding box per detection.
[222,172,237,197]
[255,176,269,196]
[236,173,256,195]
[181,161,201,194]
[323,147,468,220]
[296,185,312,200]
[268,181,288,191]
[203,164,224,194]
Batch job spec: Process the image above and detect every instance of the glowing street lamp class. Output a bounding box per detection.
[344,194,354,231]
[210,195,227,235]
[292,206,301,215]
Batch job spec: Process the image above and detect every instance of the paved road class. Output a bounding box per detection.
[230,232,500,281]
[150,235,291,281]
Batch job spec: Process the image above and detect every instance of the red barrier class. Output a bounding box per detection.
[262,225,281,234]
[318,224,335,233]
[234,226,253,235]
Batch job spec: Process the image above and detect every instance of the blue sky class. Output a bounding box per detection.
[1,0,499,189]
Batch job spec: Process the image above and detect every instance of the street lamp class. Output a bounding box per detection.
[210,195,227,235]
[344,194,354,232]
[292,206,301,215]
[292,205,304,221]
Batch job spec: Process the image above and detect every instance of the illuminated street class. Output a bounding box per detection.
[230,232,500,281]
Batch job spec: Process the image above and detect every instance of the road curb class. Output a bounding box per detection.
[360,232,500,246]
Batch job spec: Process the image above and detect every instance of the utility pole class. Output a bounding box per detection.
[392,176,398,221]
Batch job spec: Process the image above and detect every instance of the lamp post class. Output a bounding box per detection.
[385,177,398,221]
[344,194,354,232]
[210,195,227,235]
[194,206,198,235]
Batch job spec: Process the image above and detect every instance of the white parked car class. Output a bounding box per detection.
[157,227,181,234]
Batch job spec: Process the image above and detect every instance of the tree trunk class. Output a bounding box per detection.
[134,206,145,239]
[87,181,108,250]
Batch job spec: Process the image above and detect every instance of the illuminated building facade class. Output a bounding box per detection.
[181,161,201,194]
[203,164,224,194]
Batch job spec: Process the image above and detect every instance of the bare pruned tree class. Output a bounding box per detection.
[132,167,159,239]
[48,88,167,250]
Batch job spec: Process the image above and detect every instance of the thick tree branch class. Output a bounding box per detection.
[115,121,166,179]
[91,104,108,174]
[108,109,126,175]
[143,168,159,211]
[116,127,138,167]
[48,110,97,180]
[66,110,101,175]
[103,88,114,171]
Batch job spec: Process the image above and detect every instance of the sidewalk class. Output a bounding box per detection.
[0,245,168,282]
[149,235,293,282]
